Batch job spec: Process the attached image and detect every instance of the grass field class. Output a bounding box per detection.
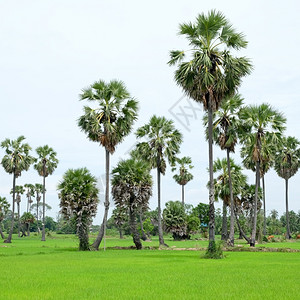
[0,234,299,299]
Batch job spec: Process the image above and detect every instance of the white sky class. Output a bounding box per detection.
[1,0,299,223]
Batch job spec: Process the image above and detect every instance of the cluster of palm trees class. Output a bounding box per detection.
[0,137,58,242]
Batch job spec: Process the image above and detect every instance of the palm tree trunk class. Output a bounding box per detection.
[139,209,147,241]
[157,163,167,247]
[129,206,142,250]
[0,225,5,239]
[207,103,216,253]
[221,200,228,241]
[41,170,46,241]
[250,161,260,247]
[36,195,40,234]
[233,206,250,243]
[262,176,266,236]
[92,149,110,250]
[227,149,235,247]
[285,179,291,239]
[5,172,16,243]
[181,185,185,206]
[17,202,20,237]
[118,227,124,239]
[78,216,90,251]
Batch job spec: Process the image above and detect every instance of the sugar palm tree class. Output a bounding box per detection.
[0,197,10,239]
[168,10,252,255]
[20,212,35,236]
[112,158,152,249]
[34,145,58,241]
[274,136,300,239]
[136,115,182,247]
[239,104,286,246]
[34,183,43,233]
[172,156,194,206]
[58,168,99,250]
[78,79,138,250]
[11,185,25,237]
[1,136,34,243]
[24,183,35,213]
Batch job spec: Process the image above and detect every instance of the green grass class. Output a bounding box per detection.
[0,235,300,299]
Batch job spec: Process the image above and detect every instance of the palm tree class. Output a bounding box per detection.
[34,183,43,233]
[1,136,34,243]
[24,184,35,213]
[168,10,252,255]
[111,158,152,250]
[20,212,35,236]
[58,168,99,250]
[239,104,286,246]
[78,79,138,250]
[0,197,10,239]
[274,136,300,239]
[11,185,25,237]
[172,156,194,206]
[34,145,58,241]
[136,115,182,247]
[213,158,247,243]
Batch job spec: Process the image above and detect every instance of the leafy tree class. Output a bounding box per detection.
[20,212,35,236]
[1,136,34,243]
[24,183,35,213]
[112,158,152,250]
[78,79,138,250]
[34,145,58,241]
[169,10,252,256]
[0,197,10,239]
[266,210,282,235]
[239,104,286,246]
[136,115,182,247]
[58,168,99,251]
[172,156,194,205]
[274,136,300,238]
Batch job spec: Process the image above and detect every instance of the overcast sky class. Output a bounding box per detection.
[1,0,299,223]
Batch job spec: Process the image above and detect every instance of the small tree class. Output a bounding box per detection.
[20,212,35,236]
[24,184,35,213]
[0,197,10,239]
[58,168,99,251]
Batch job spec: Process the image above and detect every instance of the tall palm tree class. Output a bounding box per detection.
[0,197,10,239]
[34,183,43,233]
[78,79,138,250]
[58,168,99,250]
[1,136,34,243]
[24,183,35,213]
[11,185,25,237]
[213,158,247,242]
[136,115,182,247]
[168,10,252,255]
[34,145,58,241]
[112,158,152,249]
[274,136,300,239]
[239,104,286,246]
[172,156,194,206]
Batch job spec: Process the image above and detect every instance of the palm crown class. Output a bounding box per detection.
[172,156,194,186]
[78,80,138,153]
[34,145,58,177]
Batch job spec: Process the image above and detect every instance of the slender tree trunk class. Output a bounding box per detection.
[36,196,40,234]
[181,185,185,206]
[221,200,228,241]
[5,173,16,243]
[17,202,20,237]
[157,163,167,247]
[0,226,5,239]
[27,223,30,236]
[234,207,250,243]
[92,149,110,250]
[262,176,266,236]
[129,206,142,250]
[78,216,90,251]
[285,179,291,239]
[227,149,235,247]
[139,209,147,241]
[41,168,46,241]
[118,228,124,239]
[250,161,260,247]
[207,102,216,253]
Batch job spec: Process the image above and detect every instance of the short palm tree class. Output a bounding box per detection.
[274,136,300,239]
[136,115,182,247]
[34,183,43,233]
[168,10,252,255]
[78,79,138,250]
[172,156,194,206]
[1,136,34,243]
[34,145,58,241]
[58,168,99,250]
[239,104,286,246]
[24,183,35,213]
[20,212,35,236]
[11,185,25,237]
[0,197,10,239]
[112,158,152,250]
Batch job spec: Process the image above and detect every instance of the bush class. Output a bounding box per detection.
[203,241,224,259]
